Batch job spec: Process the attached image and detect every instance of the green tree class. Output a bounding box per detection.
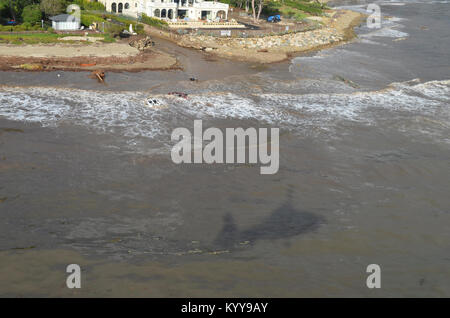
[0,0,34,22]
[72,0,105,11]
[22,4,41,24]
[251,0,264,22]
[40,0,66,17]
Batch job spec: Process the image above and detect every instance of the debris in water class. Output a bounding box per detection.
[146,98,167,109]
[11,245,36,250]
[0,128,24,135]
[332,74,359,88]
[208,250,229,255]
[91,70,106,83]
[168,91,188,99]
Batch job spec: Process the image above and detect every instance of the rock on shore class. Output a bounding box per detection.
[129,36,155,51]
[175,10,364,63]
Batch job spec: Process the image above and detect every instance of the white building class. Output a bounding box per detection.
[100,0,229,21]
[50,14,81,31]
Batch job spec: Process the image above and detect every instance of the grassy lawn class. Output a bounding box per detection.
[279,6,309,21]
[283,0,325,16]
[0,32,113,45]
[263,0,327,21]
[0,10,144,45]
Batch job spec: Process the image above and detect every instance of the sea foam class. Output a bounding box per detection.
[0,79,448,147]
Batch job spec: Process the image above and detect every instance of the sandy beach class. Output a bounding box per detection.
[0,42,138,58]
[0,41,178,72]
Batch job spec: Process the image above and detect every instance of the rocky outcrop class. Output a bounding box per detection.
[129,36,155,51]
[181,27,344,51]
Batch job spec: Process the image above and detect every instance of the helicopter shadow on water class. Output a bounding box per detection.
[213,188,324,249]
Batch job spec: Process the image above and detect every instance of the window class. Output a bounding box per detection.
[125,3,129,9]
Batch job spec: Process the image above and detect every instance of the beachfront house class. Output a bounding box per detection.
[101,0,229,21]
[50,14,81,31]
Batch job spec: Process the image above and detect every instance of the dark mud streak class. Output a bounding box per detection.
[0,127,24,135]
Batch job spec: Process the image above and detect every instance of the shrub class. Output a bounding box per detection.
[134,23,144,34]
[74,0,106,11]
[40,0,66,17]
[282,9,296,18]
[85,1,106,11]
[140,13,168,30]
[294,12,308,21]
[104,23,123,37]
[22,4,43,25]
[80,13,106,26]
[284,0,324,16]
[263,2,282,16]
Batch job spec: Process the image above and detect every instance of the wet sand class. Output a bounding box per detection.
[0,36,263,90]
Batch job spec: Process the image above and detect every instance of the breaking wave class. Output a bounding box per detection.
[0,79,449,147]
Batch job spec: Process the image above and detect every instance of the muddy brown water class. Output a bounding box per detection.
[0,0,449,297]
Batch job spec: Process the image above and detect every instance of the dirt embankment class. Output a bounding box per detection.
[0,41,179,72]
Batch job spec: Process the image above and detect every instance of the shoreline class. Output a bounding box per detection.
[0,52,181,73]
[0,9,364,72]
[147,9,365,64]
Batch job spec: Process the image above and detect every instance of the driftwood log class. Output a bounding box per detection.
[90,70,106,83]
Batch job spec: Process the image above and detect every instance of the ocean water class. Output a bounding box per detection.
[0,0,449,297]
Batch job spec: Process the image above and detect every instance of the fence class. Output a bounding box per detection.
[171,20,319,38]
[83,11,321,40]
